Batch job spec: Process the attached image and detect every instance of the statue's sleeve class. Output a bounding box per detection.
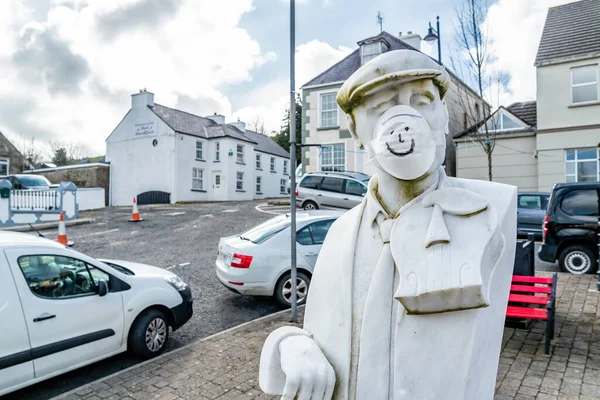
[259,326,312,394]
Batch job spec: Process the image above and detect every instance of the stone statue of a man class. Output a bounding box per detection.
[259,50,517,400]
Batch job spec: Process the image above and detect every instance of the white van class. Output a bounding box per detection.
[0,232,193,396]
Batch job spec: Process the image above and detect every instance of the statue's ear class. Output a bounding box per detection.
[347,114,364,150]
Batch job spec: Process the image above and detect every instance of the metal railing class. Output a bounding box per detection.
[10,190,60,211]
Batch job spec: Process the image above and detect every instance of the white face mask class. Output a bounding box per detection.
[368,105,446,180]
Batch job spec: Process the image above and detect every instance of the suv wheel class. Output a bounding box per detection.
[274,271,310,307]
[559,246,597,275]
[303,201,318,210]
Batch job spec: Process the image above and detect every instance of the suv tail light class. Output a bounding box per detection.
[231,253,253,268]
[543,215,549,239]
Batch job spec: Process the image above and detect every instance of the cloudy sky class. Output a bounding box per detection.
[0,0,580,157]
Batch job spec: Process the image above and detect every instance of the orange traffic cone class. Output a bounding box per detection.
[57,212,73,246]
[129,197,144,222]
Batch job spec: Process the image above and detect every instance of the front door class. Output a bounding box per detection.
[0,255,34,395]
[6,250,124,379]
[518,194,547,235]
[212,172,226,201]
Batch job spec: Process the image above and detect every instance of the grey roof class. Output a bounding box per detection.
[241,129,290,158]
[303,31,416,87]
[150,104,255,144]
[506,101,537,127]
[535,0,600,65]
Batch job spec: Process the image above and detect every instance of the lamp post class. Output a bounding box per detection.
[423,15,441,64]
[289,0,298,322]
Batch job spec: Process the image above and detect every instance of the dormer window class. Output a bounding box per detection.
[361,42,382,64]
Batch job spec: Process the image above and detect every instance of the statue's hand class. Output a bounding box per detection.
[279,335,336,399]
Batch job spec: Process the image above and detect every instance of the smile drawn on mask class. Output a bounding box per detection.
[386,140,415,157]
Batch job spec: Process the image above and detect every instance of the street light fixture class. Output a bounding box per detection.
[423,16,441,64]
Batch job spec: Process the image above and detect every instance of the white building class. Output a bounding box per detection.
[106,91,290,206]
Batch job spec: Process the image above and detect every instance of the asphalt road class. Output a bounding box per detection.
[4,201,560,399]
[6,200,281,400]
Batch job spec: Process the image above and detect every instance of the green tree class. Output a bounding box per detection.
[274,95,302,165]
[51,148,69,166]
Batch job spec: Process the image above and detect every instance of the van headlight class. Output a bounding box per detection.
[165,275,188,291]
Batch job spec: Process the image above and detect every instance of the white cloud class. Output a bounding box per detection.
[0,0,275,156]
[234,39,352,134]
[484,0,581,108]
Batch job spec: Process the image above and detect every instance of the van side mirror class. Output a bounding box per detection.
[98,280,108,297]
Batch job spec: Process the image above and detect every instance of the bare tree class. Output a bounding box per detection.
[453,0,501,181]
[248,116,266,134]
[49,140,92,165]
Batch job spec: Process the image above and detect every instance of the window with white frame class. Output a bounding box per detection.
[0,158,9,176]
[280,179,286,193]
[320,93,338,128]
[484,112,521,132]
[236,171,244,190]
[320,143,345,172]
[195,141,203,160]
[566,148,600,182]
[215,142,220,161]
[270,157,276,172]
[192,168,204,190]
[236,144,244,163]
[256,153,261,169]
[361,42,381,64]
[256,176,262,193]
[571,65,598,104]
[283,160,288,175]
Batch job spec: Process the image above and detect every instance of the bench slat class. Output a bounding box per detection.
[506,306,548,320]
[512,275,553,285]
[508,294,550,306]
[510,284,552,294]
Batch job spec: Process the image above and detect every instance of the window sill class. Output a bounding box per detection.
[236,190,246,193]
[256,168,262,171]
[195,159,206,162]
[270,170,277,174]
[256,192,263,195]
[191,189,207,193]
[317,126,339,131]
[236,162,246,165]
[213,160,220,163]
[569,101,600,108]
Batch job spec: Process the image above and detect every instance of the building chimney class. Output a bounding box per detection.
[131,89,154,108]
[231,118,246,133]
[206,112,225,125]
[399,32,422,51]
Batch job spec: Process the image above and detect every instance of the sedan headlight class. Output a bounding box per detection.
[165,275,188,291]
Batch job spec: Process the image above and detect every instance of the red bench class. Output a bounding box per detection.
[506,273,557,355]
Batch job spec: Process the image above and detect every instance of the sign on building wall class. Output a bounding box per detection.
[134,122,156,137]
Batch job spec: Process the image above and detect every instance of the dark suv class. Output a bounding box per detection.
[538,182,600,274]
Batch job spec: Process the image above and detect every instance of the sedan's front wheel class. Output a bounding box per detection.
[274,271,310,307]
[129,309,169,359]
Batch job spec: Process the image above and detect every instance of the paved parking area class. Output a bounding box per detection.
[51,273,600,400]
[6,201,280,400]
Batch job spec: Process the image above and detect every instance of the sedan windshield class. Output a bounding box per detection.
[240,215,290,244]
[18,175,51,187]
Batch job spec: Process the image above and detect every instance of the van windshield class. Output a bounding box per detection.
[240,215,290,244]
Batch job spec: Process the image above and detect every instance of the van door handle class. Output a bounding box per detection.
[34,314,56,322]
[343,197,349,200]
[317,194,322,196]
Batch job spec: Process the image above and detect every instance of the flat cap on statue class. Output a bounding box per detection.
[336,49,451,114]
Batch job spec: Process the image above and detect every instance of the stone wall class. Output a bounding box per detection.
[34,165,110,205]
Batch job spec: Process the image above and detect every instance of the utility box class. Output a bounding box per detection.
[0,188,10,199]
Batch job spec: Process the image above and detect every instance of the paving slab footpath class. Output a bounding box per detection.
[54,273,600,400]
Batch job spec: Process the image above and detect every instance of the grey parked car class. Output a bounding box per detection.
[517,192,550,238]
[295,172,370,210]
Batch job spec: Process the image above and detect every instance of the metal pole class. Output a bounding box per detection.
[436,16,441,64]
[289,0,298,322]
[596,189,600,290]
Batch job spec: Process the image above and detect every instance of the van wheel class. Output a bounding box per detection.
[303,201,318,210]
[274,271,310,307]
[559,246,596,275]
[129,309,169,359]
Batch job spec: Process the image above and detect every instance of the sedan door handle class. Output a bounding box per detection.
[317,194,322,197]
[306,252,317,256]
[34,314,56,322]
[343,197,349,200]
